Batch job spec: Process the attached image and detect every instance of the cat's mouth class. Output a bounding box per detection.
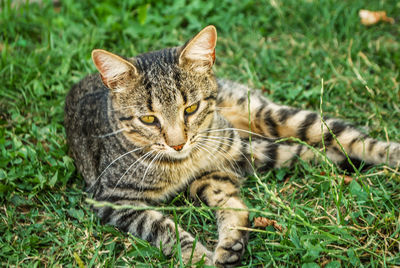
[165,147,192,160]
[148,144,193,161]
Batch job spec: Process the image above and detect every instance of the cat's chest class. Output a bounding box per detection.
[151,158,213,197]
[142,149,236,201]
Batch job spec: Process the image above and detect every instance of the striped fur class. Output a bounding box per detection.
[217,79,400,170]
[64,26,399,266]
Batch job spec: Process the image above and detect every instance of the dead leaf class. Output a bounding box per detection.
[330,173,354,184]
[53,0,61,13]
[343,175,353,184]
[260,85,270,94]
[359,9,394,26]
[319,258,330,268]
[279,176,292,194]
[253,217,282,232]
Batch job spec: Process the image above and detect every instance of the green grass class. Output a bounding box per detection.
[1,0,400,266]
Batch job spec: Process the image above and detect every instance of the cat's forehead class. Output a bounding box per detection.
[140,63,185,106]
[134,49,202,104]
[135,48,179,73]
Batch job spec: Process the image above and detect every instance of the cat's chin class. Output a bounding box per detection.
[164,148,192,160]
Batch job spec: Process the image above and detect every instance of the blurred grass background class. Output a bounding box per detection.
[0,0,399,266]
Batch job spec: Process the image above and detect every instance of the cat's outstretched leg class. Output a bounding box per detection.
[93,202,212,265]
[217,79,400,168]
[190,171,249,267]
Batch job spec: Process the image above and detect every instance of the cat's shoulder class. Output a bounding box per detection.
[74,73,107,94]
[67,73,108,104]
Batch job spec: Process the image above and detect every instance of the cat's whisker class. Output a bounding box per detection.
[110,105,137,111]
[127,151,162,196]
[127,150,157,181]
[197,135,236,142]
[197,138,242,174]
[96,128,128,138]
[196,137,236,157]
[107,150,155,198]
[155,151,167,179]
[201,127,245,133]
[140,151,163,185]
[197,135,256,173]
[200,127,276,140]
[193,143,223,169]
[154,151,166,172]
[193,144,233,175]
[200,127,257,136]
[215,106,239,110]
[194,142,239,175]
[141,152,165,188]
[88,146,145,192]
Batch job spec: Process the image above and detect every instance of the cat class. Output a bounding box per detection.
[64,25,400,266]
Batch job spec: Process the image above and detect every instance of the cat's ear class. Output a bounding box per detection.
[92,49,138,91]
[179,25,217,73]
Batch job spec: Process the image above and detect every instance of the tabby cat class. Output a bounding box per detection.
[64,25,400,266]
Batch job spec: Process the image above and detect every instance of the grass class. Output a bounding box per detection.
[1,0,400,266]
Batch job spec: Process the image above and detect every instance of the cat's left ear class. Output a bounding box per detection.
[179,25,217,73]
[92,49,138,91]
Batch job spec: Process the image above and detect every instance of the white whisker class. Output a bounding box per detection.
[110,105,137,111]
[141,151,163,184]
[197,135,256,173]
[88,147,144,192]
[96,128,128,138]
[199,142,240,174]
[197,138,241,174]
[193,144,226,173]
[197,135,236,141]
[194,142,237,175]
[215,106,238,110]
[200,127,272,140]
[139,151,166,190]
[108,150,155,197]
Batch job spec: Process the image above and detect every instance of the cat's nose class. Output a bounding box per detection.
[171,143,185,151]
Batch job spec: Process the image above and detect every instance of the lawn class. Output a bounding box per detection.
[1,0,400,267]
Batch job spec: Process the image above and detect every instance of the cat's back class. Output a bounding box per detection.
[65,73,110,140]
[65,74,107,113]
[64,74,111,182]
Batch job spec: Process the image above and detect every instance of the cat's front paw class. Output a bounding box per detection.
[213,231,248,267]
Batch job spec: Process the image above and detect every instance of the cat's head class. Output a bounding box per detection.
[92,26,218,159]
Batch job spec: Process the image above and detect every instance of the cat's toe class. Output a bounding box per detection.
[213,247,241,267]
[230,242,243,251]
[213,237,247,267]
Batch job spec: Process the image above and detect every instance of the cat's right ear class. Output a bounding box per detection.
[92,49,138,91]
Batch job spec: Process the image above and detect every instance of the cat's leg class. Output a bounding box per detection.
[217,79,400,167]
[93,200,212,265]
[190,171,249,267]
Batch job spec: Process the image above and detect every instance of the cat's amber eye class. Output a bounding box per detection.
[184,103,199,115]
[140,115,156,125]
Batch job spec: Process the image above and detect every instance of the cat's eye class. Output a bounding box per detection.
[140,115,157,125]
[185,103,199,115]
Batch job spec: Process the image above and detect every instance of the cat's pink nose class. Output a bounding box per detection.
[171,143,185,151]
